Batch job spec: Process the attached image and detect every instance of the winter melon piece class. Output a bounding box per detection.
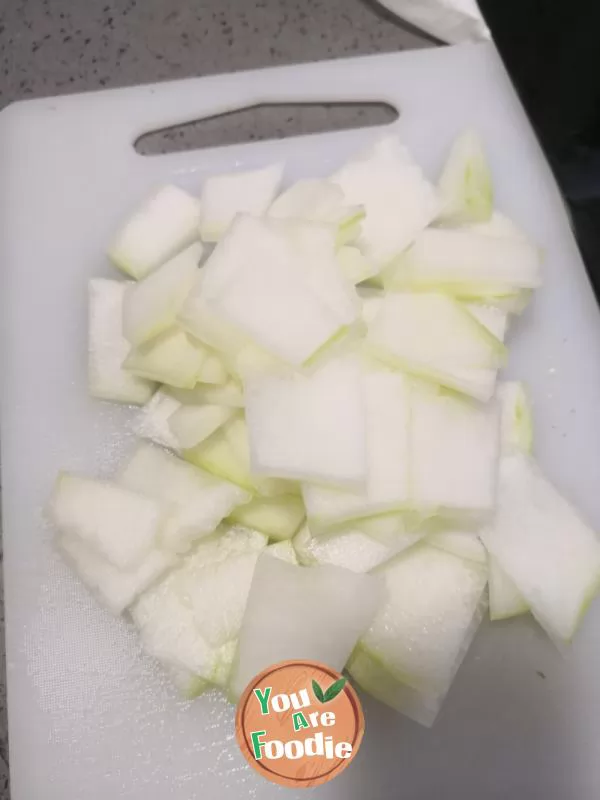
[119,442,251,553]
[229,554,382,698]
[426,527,487,564]
[337,245,378,285]
[228,494,305,540]
[293,522,417,573]
[178,527,267,648]
[488,555,529,621]
[244,356,367,487]
[272,219,360,325]
[184,415,288,496]
[437,129,493,224]
[168,379,244,409]
[199,164,283,242]
[131,571,219,679]
[169,404,234,449]
[268,178,362,230]
[132,525,266,682]
[210,221,344,366]
[109,185,201,279]
[410,388,500,515]
[167,667,210,699]
[124,326,210,389]
[88,279,156,405]
[57,534,175,616]
[498,381,534,454]
[136,388,182,451]
[481,454,600,644]
[50,473,164,569]
[385,228,541,293]
[265,539,298,564]
[196,351,229,385]
[367,293,505,401]
[331,136,439,266]
[361,543,487,694]
[302,371,410,527]
[348,646,443,728]
[123,242,202,346]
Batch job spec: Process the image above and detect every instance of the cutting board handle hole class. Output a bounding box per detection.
[134,101,399,156]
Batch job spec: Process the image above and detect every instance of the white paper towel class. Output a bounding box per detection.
[376,0,489,43]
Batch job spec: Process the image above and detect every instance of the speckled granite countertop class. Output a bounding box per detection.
[0,2,428,797]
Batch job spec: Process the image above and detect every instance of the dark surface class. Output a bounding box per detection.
[479,0,600,297]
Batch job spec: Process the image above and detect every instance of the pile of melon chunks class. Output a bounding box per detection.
[50,132,600,727]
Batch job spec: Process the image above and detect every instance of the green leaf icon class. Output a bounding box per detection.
[312,676,347,703]
[312,679,325,703]
[323,677,347,702]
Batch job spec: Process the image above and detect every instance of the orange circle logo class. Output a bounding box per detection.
[235,660,364,788]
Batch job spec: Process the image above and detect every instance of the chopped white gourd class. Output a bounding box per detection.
[124,326,210,389]
[179,269,282,383]
[466,210,528,241]
[198,163,283,242]
[245,356,367,486]
[426,528,487,564]
[119,442,251,554]
[448,303,509,400]
[293,522,417,573]
[58,534,175,616]
[184,415,288,496]
[488,555,529,621]
[226,341,284,382]
[348,646,443,727]
[361,543,487,694]
[356,512,423,549]
[228,494,305,540]
[50,473,164,569]
[265,539,298,564]
[168,379,244,408]
[367,293,504,400]
[209,220,345,366]
[437,129,493,224]
[464,303,508,341]
[109,185,201,279]
[136,389,182,451]
[182,286,282,381]
[122,243,202,347]
[498,381,533,454]
[131,571,221,679]
[359,288,384,326]
[132,526,266,683]
[487,382,533,620]
[88,279,156,405]
[184,414,254,490]
[332,136,439,266]
[274,219,360,325]
[178,528,267,648]
[385,228,542,293]
[196,216,344,365]
[268,178,362,229]
[302,371,410,526]
[337,245,378,285]
[410,388,500,515]
[230,554,382,698]
[167,667,209,699]
[168,404,234,449]
[179,273,248,354]
[196,351,229,385]
[483,290,532,315]
[481,454,600,643]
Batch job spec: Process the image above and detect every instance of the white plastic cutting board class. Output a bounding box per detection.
[2,42,600,800]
